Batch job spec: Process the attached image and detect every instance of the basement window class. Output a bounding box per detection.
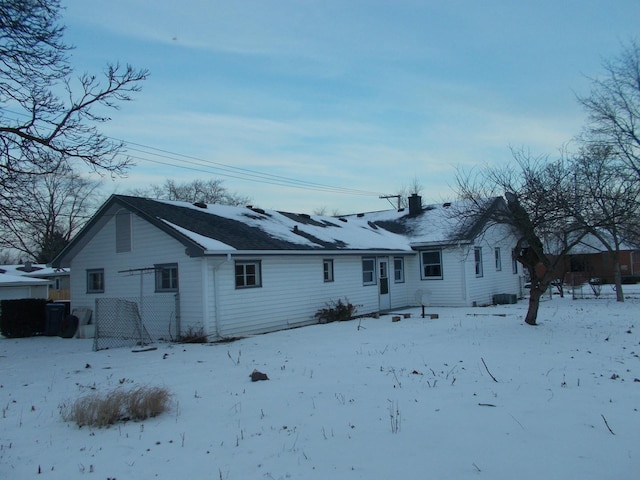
[235,260,262,288]
[155,263,179,292]
[421,250,443,280]
[86,269,105,293]
[475,247,483,277]
[323,259,334,282]
[495,247,502,271]
[394,257,405,283]
[362,257,376,285]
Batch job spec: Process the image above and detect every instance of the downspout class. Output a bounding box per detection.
[459,243,469,306]
[209,253,232,340]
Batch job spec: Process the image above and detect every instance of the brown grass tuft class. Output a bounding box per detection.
[61,385,172,427]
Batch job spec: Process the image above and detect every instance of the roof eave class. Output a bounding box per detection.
[204,249,415,256]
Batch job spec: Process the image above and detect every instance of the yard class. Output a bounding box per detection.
[1,288,638,479]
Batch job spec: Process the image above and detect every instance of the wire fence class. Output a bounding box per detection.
[93,294,180,351]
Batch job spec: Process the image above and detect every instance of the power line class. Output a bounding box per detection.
[121,141,386,196]
[1,107,390,197]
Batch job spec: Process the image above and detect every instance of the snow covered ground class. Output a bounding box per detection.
[1,289,639,479]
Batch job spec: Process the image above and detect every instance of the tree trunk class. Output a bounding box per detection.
[612,255,625,302]
[525,286,544,325]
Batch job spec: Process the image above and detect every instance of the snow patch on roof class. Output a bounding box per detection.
[156,200,413,251]
[162,220,236,251]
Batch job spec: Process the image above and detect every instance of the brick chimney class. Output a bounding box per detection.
[408,193,422,215]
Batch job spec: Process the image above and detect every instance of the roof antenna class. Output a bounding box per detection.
[379,194,402,209]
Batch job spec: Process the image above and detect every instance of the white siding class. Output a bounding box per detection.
[0,285,48,300]
[408,247,469,307]
[465,223,522,306]
[207,255,397,338]
[69,213,205,337]
[410,223,522,307]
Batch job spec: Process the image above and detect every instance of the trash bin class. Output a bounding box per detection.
[45,303,67,336]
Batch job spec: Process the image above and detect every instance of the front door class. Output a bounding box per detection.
[378,258,391,311]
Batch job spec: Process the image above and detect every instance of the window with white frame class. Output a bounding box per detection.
[362,257,376,285]
[475,247,483,277]
[323,259,334,282]
[394,257,405,283]
[155,263,179,292]
[421,250,443,279]
[494,247,502,271]
[86,269,105,293]
[235,260,262,288]
[512,248,519,274]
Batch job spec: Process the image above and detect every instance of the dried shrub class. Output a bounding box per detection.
[178,326,208,343]
[314,298,359,323]
[61,385,172,427]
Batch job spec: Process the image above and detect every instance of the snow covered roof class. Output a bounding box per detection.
[0,264,69,279]
[52,195,503,266]
[0,272,51,287]
[567,232,638,255]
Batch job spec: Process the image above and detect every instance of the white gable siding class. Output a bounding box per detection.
[409,224,521,307]
[207,255,390,338]
[409,247,470,307]
[69,213,205,337]
[466,223,522,306]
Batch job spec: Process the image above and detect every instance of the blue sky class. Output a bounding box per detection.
[61,0,640,214]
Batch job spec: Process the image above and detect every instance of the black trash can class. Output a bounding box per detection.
[45,303,67,336]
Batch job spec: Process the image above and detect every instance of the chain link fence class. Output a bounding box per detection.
[93,294,180,351]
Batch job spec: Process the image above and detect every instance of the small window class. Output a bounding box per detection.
[512,248,519,274]
[475,247,483,277]
[323,259,334,282]
[115,210,132,253]
[394,257,405,283]
[155,263,178,292]
[362,257,376,285]
[421,250,443,279]
[87,269,104,293]
[235,260,262,288]
[494,247,502,271]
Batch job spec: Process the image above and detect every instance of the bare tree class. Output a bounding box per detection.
[0,171,102,262]
[0,0,148,213]
[569,144,640,301]
[578,39,640,178]
[312,206,342,216]
[131,178,251,206]
[455,149,588,325]
[385,177,424,209]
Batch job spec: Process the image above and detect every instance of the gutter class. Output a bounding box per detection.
[203,249,415,256]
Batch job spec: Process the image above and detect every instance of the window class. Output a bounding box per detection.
[362,257,376,285]
[115,210,132,253]
[87,269,104,293]
[323,259,334,282]
[421,250,443,279]
[394,257,405,283]
[512,248,519,274]
[155,263,178,292]
[494,247,502,271]
[235,260,261,288]
[475,247,483,277]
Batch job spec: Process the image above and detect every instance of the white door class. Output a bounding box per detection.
[378,258,391,311]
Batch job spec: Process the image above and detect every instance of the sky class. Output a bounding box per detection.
[60,0,640,214]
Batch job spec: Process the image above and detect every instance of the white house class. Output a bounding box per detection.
[0,263,70,301]
[52,194,521,345]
